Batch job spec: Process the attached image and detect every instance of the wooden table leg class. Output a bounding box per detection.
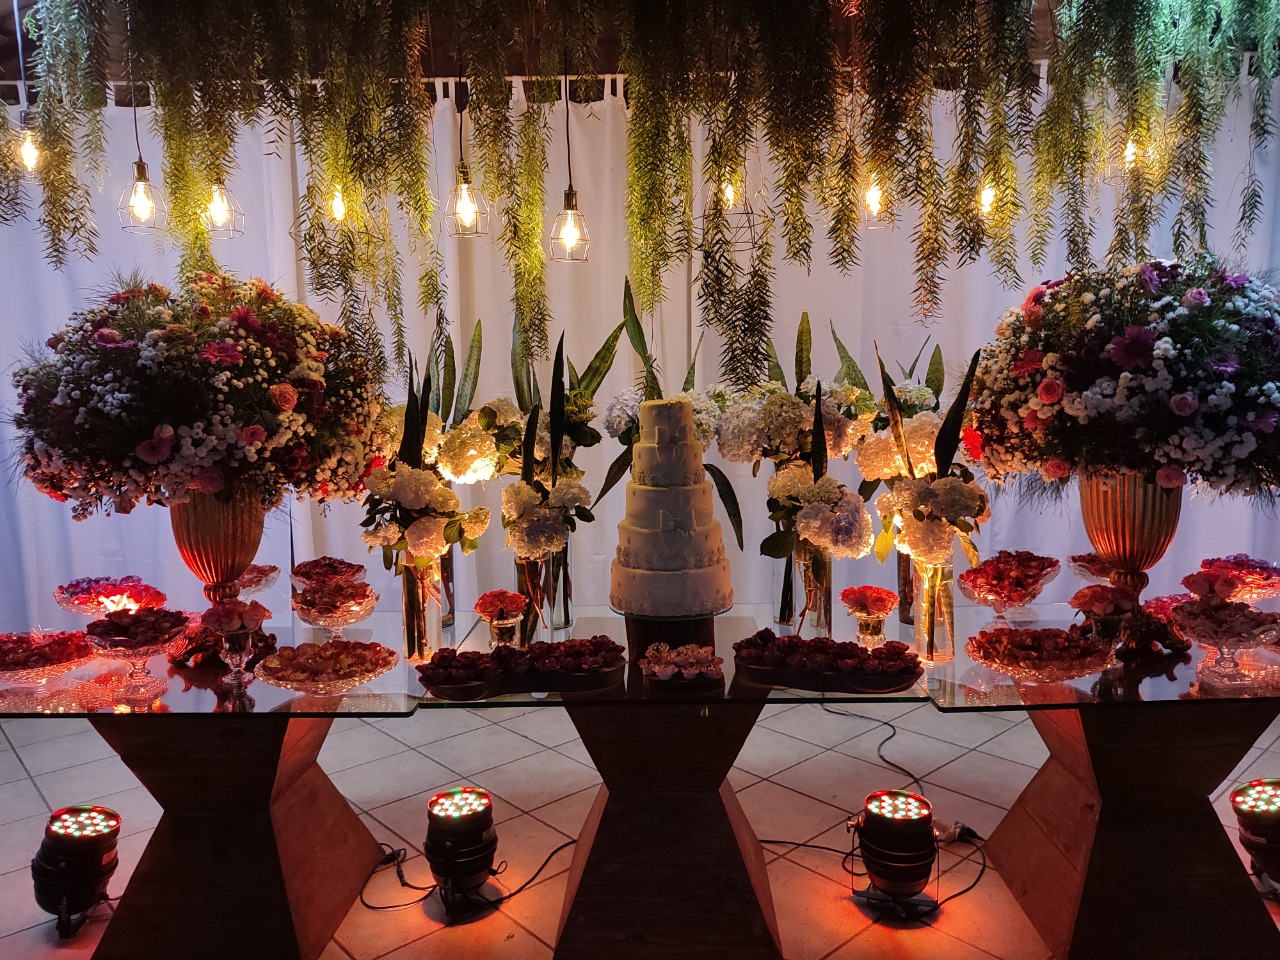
[987,702,1280,960]
[556,701,782,960]
[88,716,381,960]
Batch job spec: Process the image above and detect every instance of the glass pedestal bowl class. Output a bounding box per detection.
[295,590,379,639]
[1171,600,1280,687]
[957,562,1059,623]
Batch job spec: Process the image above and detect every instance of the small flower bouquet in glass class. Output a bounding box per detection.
[957,551,1060,621]
[840,585,899,644]
[475,590,529,648]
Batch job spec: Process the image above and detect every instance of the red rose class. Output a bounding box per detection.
[1042,458,1071,480]
[1037,378,1064,404]
[270,384,299,411]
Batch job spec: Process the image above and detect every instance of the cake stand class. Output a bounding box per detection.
[612,605,734,660]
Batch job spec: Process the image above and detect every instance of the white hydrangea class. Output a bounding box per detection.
[389,465,438,510]
[897,515,955,565]
[548,478,591,510]
[604,387,644,439]
[507,507,570,559]
[461,507,491,540]
[670,389,721,449]
[361,522,403,547]
[405,515,449,559]
[502,481,542,520]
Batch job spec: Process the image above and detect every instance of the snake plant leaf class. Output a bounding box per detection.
[550,334,566,489]
[580,320,625,398]
[426,341,440,417]
[511,315,534,414]
[623,279,662,400]
[830,322,869,393]
[875,344,913,479]
[933,350,981,478]
[438,331,457,428]
[520,404,540,486]
[766,340,787,389]
[811,381,827,482]
[453,320,483,426]
[705,462,744,551]
[683,331,704,393]
[796,311,812,386]
[925,343,945,400]
[593,445,634,506]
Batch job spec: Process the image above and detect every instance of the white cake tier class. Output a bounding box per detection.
[616,519,727,571]
[638,398,697,445]
[609,559,734,617]
[633,440,705,486]
[624,481,715,530]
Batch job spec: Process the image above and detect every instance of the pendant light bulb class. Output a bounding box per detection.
[19,129,38,174]
[208,185,231,227]
[330,186,346,223]
[119,160,164,233]
[202,180,244,238]
[550,188,588,262]
[979,182,997,217]
[865,178,883,217]
[1122,139,1139,171]
[721,180,737,209]
[447,162,489,237]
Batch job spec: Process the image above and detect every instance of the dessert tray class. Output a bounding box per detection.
[965,626,1114,682]
[732,630,924,695]
[256,640,399,697]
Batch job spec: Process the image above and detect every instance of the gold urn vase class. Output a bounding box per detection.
[1078,472,1181,598]
[169,485,266,602]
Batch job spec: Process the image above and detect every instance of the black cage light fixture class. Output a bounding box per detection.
[12,0,38,180]
[31,805,121,938]
[446,79,489,239]
[117,10,164,234]
[424,787,499,918]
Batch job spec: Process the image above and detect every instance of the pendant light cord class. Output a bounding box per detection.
[563,48,573,191]
[124,3,143,161]
[456,44,465,165]
[13,0,28,110]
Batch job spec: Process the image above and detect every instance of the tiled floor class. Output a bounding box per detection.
[2,704,1280,960]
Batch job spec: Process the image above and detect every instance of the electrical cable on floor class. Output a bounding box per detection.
[818,699,924,793]
[357,839,577,919]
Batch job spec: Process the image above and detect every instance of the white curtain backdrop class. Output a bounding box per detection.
[2,74,1279,631]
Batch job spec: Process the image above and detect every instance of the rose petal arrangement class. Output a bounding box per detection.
[957,551,1059,609]
[291,557,366,588]
[1199,555,1280,604]
[968,625,1111,669]
[87,608,191,650]
[54,576,167,616]
[14,273,382,517]
[294,580,377,619]
[0,632,95,672]
[971,260,1280,494]
[258,639,397,684]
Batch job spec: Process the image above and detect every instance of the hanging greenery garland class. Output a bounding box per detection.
[6,0,1280,385]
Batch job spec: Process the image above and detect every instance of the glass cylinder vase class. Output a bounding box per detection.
[896,550,915,625]
[773,519,799,626]
[549,537,573,630]
[795,538,833,637]
[515,554,553,647]
[440,545,456,628]
[911,560,954,663]
[401,557,444,663]
[856,614,888,647]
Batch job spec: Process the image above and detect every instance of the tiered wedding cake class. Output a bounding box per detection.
[610,399,733,617]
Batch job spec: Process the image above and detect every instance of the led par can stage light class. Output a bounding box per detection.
[858,790,936,900]
[424,787,498,916]
[1231,779,1280,882]
[31,806,121,938]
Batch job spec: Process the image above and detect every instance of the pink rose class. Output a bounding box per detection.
[1021,287,1047,327]
[270,384,299,411]
[189,468,225,494]
[239,425,267,445]
[1070,585,1138,616]
[1042,458,1071,480]
[93,328,121,346]
[1037,378,1064,405]
[1169,393,1199,417]
[1156,466,1187,489]
[1181,287,1209,311]
[201,599,270,635]
[1182,571,1240,600]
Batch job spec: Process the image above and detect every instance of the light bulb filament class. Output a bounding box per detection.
[979,183,996,216]
[330,186,346,222]
[207,185,231,228]
[721,180,736,208]
[128,181,154,222]
[19,131,38,174]
[865,178,883,217]
[455,182,478,227]
[559,212,581,252]
[1122,139,1138,170]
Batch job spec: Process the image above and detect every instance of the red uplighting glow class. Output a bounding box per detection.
[429,787,492,819]
[48,805,120,840]
[865,790,931,821]
[55,578,167,617]
[1232,779,1280,816]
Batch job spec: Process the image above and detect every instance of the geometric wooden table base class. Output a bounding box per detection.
[88,715,381,960]
[987,702,1280,960]
[556,698,782,960]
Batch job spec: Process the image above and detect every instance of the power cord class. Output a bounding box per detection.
[357,839,577,920]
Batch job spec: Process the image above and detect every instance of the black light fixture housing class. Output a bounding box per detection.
[424,787,499,918]
[31,805,121,938]
[1232,778,1280,884]
[851,789,938,915]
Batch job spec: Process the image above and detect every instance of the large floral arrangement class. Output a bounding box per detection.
[14,272,383,518]
[501,476,592,559]
[765,466,873,560]
[970,259,1280,494]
